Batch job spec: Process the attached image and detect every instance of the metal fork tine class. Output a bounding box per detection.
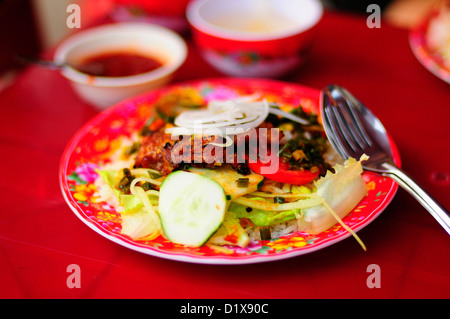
[330,105,361,153]
[342,92,373,148]
[322,96,347,158]
[324,105,355,158]
[324,86,374,154]
[322,107,343,155]
[338,100,372,150]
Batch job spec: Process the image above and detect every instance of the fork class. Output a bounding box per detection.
[321,85,450,235]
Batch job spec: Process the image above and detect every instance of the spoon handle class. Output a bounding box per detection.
[15,55,64,70]
[381,162,450,235]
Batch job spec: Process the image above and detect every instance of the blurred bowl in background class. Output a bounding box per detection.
[186,0,323,78]
[54,23,187,110]
[110,0,192,33]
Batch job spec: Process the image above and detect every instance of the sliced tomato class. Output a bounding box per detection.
[248,155,319,185]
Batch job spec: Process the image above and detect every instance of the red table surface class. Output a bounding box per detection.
[1,10,449,299]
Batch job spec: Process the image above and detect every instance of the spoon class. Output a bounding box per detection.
[15,55,67,70]
[321,84,450,235]
[15,55,107,76]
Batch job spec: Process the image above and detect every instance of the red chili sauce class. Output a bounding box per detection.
[74,51,163,77]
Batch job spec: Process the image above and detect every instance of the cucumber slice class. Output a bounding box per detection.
[159,170,227,247]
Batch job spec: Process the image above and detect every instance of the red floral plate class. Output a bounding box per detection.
[59,78,400,264]
[409,7,450,84]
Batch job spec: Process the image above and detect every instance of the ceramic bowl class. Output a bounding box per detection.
[186,0,323,78]
[54,23,187,109]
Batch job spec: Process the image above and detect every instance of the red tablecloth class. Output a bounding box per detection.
[1,10,449,300]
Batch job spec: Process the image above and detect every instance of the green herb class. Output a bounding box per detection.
[259,228,271,240]
[289,106,318,124]
[235,178,249,188]
[277,139,297,156]
[140,182,153,191]
[118,168,135,194]
[123,142,141,157]
[156,108,175,124]
[147,171,162,179]
[273,196,286,204]
[140,117,156,136]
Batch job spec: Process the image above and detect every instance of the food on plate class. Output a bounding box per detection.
[426,2,450,70]
[94,91,368,250]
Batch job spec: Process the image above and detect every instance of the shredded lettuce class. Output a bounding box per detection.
[231,195,324,212]
[207,211,250,247]
[300,155,369,235]
[96,169,121,201]
[96,169,162,240]
[120,195,159,241]
[229,200,298,227]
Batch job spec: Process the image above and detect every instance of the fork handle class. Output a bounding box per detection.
[381,162,450,235]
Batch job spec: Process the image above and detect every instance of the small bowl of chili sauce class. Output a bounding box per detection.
[54,23,187,109]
